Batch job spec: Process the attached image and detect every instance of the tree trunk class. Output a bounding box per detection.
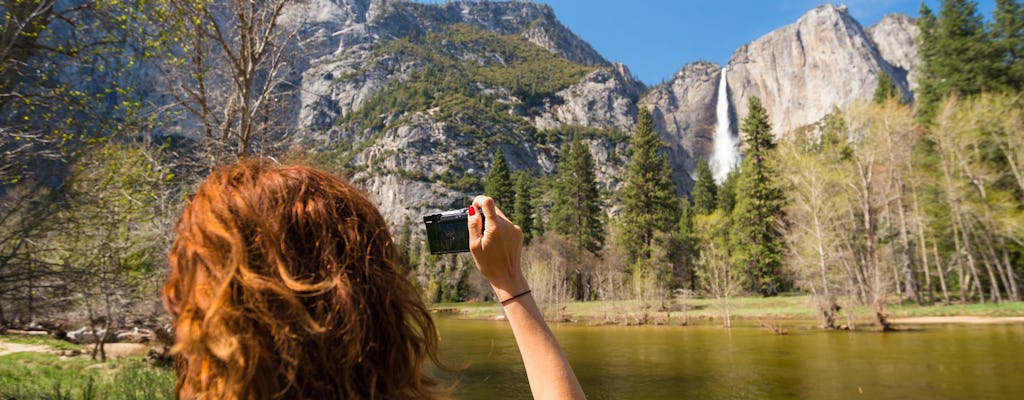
[933,242,951,306]
[1000,238,1020,301]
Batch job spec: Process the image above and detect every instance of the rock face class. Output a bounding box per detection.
[534,63,644,132]
[297,0,607,141]
[867,13,920,93]
[727,4,911,137]
[291,0,622,227]
[642,61,722,193]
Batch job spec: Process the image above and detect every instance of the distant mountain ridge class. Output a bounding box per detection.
[282,1,918,226]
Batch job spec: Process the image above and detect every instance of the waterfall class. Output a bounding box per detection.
[711,67,739,183]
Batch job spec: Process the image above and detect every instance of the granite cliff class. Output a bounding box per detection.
[725,4,914,138]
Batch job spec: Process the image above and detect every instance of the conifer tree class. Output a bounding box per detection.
[691,158,717,215]
[484,148,515,216]
[873,70,901,104]
[550,137,604,254]
[731,97,786,296]
[718,169,738,214]
[916,0,994,122]
[513,172,536,245]
[619,107,680,262]
[992,0,1024,90]
[676,200,699,291]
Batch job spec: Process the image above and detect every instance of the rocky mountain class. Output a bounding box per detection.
[866,13,921,92]
[725,4,913,137]
[641,61,721,191]
[282,1,920,225]
[291,0,632,226]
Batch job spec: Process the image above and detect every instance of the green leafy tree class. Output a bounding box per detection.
[694,210,746,327]
[731,97,786,296]
[691,158,717,215]
[513,172,536,245]
[550,137,604,255]
[484,148,516,216]
[619,107,680,262]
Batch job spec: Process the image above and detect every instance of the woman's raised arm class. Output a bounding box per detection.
[468,195,586,400]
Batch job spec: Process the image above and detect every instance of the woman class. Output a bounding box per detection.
[163,159,584,399]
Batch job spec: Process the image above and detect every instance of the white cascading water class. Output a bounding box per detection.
[711,67,739,183]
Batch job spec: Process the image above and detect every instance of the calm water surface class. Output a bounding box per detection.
[433,316,1024,399]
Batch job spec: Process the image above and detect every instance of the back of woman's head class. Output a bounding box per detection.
[163,159,442,400]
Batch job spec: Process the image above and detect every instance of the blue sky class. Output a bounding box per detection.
[535,0,997,85]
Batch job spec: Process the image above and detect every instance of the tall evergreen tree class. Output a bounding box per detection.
[676,200,699,291]
[550,137,604,254]
[992,0,1024,90]
[484,148,515,216]
[873,70,902,104]
[718,169,739,214]
[691,158,717,215]
[731,97,786,296]
[619,107,680,262]
[917,0,995,122]
[513,171,536,245]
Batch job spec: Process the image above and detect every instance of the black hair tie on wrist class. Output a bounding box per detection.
[500,289,532,306]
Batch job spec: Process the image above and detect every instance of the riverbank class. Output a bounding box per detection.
[429,295,1024,327]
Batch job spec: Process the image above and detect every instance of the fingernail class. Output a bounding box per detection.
[468,206,476,216]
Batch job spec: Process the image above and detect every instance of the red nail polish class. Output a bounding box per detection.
[468,206,476,216]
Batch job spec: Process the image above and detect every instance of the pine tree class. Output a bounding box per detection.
[731,97,786,296]
[619,107,680,262]
[513,171,536,245]
[676,200,699,292]
[873,70,901,104]
[992,0,1024,91]
[691,158,717,215]
[484,148,515,216]
[550,137,604,254]
[718,169,738,214]
[917,0,995,122]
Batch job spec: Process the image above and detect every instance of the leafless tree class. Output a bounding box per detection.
[158,0,307,160]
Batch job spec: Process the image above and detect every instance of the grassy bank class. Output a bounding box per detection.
[430,295,1024,326]
[0,336,175,399]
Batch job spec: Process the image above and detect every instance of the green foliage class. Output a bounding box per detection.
[674,201,699,291]
[691,158,717,215]
[550,137,605,255]
[618,108,679,263]
[992,0,1024,91]
[717,169,738,214]
[873,70,902,104]
[731,97,786,296]
[513,172,536,245]
[536,124,630,147]
[916,0,1007,122]
[484,148,516,215]
[336,23,595,154]
[0,0,158,183]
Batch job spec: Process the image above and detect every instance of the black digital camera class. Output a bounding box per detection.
[423,208,484,254]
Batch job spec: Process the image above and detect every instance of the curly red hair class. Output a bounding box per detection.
[163,159,444,399]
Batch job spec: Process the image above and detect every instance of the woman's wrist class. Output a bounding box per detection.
[490,275,530,304]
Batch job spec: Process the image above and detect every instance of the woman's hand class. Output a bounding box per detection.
[467,195,529,302]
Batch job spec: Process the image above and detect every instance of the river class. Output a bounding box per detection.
[433,316,1024,399]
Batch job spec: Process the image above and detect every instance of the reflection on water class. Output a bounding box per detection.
[432,316,1024,399]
